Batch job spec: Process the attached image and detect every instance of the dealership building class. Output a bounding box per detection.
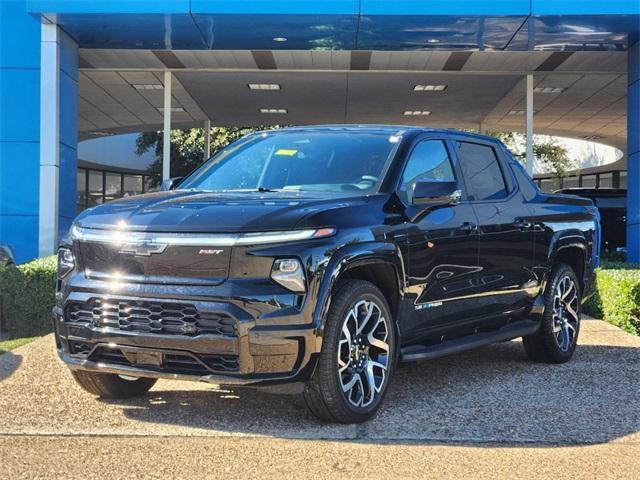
[0,1,639,263]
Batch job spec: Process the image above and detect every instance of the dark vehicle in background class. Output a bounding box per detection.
[0,245,15,267]
[557,188,626,253]
[53,126,599,423]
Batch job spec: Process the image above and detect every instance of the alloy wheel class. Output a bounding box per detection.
[552,275,580,352]
[337,299,390,408]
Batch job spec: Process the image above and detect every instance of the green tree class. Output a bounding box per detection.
[486,130,574,178]
[136,126,280,187]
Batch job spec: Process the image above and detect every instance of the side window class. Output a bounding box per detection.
[510,161,538,201]
[456,141,507,201]
[399,140,455,203]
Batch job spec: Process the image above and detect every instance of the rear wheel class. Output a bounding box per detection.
[303,280,395,423]
[523,263,581,363]
[71,370,157,399]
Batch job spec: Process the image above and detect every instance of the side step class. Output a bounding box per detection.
[400,319,540,362]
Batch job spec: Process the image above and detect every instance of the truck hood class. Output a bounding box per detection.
[75,189,362,232]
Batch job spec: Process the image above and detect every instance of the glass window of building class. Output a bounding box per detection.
[562,176,579,188]
[598,172,613,188]
[540,177,561,192]
[88,170,104,207]
[105,172,122,202]
[123,175,143,196]
[619,171,627,189]
[581,174,597,188]
[77,169,87,213]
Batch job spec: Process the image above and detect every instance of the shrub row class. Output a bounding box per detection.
[0,256,57,338]
[583,262,640,336]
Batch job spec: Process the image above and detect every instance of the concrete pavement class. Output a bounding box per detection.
[1,317,639,478]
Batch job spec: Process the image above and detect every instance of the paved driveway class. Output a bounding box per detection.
[1,318,639,479]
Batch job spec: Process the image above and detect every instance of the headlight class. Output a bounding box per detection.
[271,258,306,293]
[57,247,75,278]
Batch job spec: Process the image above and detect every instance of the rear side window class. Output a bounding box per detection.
[455,141,507,201]
[510,160,538,201]
[399,140,455,203]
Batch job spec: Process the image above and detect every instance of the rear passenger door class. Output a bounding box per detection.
[452,139,537,322]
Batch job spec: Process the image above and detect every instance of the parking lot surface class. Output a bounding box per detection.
[1,317,639,479]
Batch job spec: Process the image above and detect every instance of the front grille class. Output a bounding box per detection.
[89,347,239,374]
[66,298,236,337]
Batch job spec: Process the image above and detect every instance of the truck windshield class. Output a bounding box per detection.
[179,131,400,193]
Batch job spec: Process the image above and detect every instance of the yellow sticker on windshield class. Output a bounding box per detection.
[275,149,298,156]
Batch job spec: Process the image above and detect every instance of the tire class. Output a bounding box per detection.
[303,280,396,423]
[71,370,157,399]
[523,263,582,364]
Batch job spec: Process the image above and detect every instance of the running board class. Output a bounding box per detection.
[400,320,540,362]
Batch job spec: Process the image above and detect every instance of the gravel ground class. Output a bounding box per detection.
[1,317,639,478]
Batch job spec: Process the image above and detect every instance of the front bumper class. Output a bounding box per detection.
[53,292,319,387]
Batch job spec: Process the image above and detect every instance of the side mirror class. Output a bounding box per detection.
[412,180,461,206]
[161,177,184,191]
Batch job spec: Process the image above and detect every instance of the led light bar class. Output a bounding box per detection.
[157,107,185,113]
[413,85,447,92]
[132,84,164,90]
[248,84,281,90]
[533,87,566,94]
[403,110,431,116]
[259,108,287,114]
[70,225,335,247]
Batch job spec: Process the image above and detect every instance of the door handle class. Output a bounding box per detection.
[460,222,478,234]
[514,219,533,231]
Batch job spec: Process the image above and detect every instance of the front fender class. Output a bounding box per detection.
[311,241,405,352]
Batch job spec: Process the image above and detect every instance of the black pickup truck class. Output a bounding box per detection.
[54,125,600,423]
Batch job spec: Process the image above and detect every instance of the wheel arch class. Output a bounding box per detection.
[312,242,405,351]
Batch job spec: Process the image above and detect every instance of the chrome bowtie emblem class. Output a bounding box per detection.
[119,242,168,257]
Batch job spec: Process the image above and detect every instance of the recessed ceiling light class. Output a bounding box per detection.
[427,38,440,44]
[157,107,185,113]
[414,84,447,92]
[248,83,281,90]
[132,84,163,90]
[90,131,114,137]
[273,37,287,42]
[403,110,431,116]
[579,135,605,140]
[508,110,526,116]
[533,86,566,94]
[260,108,287,114]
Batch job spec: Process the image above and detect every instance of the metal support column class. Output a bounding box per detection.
[525,74,534,177]
[162,71,172,181]
[38,23,60,257]
[204,119,211,159]
[628,40,640,262]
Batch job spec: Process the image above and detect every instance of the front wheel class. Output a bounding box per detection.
[523,263,581,363]
[303,280,396,423]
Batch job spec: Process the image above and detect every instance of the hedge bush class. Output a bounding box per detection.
[0,256,57,338]
[583,262,640,336]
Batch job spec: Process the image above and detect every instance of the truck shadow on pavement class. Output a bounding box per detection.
[0,352,22,382]
[105,340,640,445]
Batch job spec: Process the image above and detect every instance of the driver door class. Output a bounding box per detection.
[398,137,482,341]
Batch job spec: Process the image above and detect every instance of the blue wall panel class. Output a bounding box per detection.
[27,1,189,14]
[361,1,530,16]
[191,1,358,15]
[0,69,41,143]
[532,1,640,16]
[0,216,39,263]
[628,39,640,262]
[0,142,40,216]
[0,0,41,69]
